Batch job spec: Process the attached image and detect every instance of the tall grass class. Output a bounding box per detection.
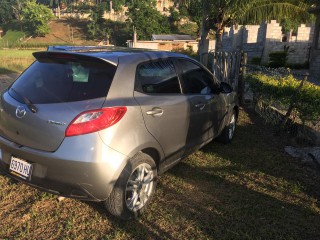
[0,30,26,48]
[0,49,36,74]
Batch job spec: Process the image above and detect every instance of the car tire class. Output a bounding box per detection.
[217,110,237,144]
[104,152,157,220]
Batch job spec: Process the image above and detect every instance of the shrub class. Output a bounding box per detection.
[251,57,262,65]
[286,62,309,69]
[268,51,287,68]
[247,73,320,122]
[22,0,54,37]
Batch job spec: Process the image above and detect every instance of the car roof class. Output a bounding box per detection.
[45,46,191,65]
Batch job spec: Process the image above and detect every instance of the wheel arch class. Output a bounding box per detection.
[141,147,162,172]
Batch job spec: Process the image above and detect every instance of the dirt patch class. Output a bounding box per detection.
[26,19,99,45]
[0,73,18,91]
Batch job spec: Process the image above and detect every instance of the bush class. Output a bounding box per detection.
[247,73,320,122]
[268,51,287,68]
[22,0,54,37]
[251,57,262,65]
[286,62,309,69]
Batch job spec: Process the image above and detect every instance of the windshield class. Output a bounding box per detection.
[9,59,116,104]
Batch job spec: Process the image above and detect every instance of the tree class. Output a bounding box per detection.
[0,0,13,25]
[22,0,54,36]
[127,0,170,40]
[87,4,107,39]
[11,0,27,28]
[111,0,126,12]
[181,0,311,60]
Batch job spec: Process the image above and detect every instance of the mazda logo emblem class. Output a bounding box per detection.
[16,106,27,118]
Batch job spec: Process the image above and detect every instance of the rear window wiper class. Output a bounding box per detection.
[10,88,38,113]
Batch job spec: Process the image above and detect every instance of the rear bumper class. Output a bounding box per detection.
[0,134,128,201]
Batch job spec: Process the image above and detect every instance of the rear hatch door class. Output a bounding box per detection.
[0,52,117,152]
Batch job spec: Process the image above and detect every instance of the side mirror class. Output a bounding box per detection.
[220,82,233,94]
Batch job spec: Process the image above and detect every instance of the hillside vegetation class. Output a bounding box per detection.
[26,19,98,46]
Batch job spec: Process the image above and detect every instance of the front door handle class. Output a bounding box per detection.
[146,107,163,116]
[194,102,206,110]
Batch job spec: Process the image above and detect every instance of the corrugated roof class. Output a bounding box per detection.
[151,34,196,41]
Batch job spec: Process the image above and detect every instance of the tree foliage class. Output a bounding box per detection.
[127,0,170,40]
[87,4,108,39]
[22,0,54,36]
[0,0,13,25]
[110,0,126,12]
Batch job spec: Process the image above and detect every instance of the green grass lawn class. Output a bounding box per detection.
[0,108,319,239]
[0,49,37,74]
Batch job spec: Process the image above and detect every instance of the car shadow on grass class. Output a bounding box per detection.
[83,108,320,239]
[202,107,320,199]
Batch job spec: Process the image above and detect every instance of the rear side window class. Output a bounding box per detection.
[136,59,181,94]
[9,58,116,104]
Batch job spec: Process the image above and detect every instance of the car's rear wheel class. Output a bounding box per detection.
[217,110,237,144]
[105,152,157,220]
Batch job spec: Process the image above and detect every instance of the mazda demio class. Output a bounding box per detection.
[0,46,238,219]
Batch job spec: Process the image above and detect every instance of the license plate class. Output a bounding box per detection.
[9,156,33,180]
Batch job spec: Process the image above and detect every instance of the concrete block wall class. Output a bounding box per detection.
[297,24,314,42]
[221,20,314,65]
[265,20,282,42]
[262,42,311,64]
[310,50,320,75]
[244,25,261,43]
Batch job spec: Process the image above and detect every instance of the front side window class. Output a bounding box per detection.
[178,59,218,95]
[136,59,181,94]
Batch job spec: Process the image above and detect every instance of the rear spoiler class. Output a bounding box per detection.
[46,45,127,52]
[33,51,118,66]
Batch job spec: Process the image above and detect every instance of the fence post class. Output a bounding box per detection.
[238,52,247,105]
[212,52,216,76]
[231,53,236,87]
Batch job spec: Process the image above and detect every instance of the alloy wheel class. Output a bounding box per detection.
[125,163,154,212]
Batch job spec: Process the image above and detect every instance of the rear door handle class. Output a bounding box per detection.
[146,107,163,116]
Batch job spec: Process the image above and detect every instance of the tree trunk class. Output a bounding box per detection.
[215,28,223,52]
[199,15,210,66]
[309,12,320,75]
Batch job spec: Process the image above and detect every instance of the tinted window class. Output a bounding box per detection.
[9,59,116,104]
[136,60,181,94]
[178,59,218,94]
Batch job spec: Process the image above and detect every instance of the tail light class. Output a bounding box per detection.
[65,107,127,137]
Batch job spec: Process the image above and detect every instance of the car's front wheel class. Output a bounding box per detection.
[105,152,157,220]
[218,109,237,144]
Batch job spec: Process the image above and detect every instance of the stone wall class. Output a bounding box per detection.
[221,20,314,65]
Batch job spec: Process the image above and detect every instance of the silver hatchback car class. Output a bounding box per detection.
[0,46,238,219]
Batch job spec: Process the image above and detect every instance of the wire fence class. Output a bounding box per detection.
[244,63,320,141]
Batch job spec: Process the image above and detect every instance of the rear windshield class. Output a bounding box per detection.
[9,58,116,104]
